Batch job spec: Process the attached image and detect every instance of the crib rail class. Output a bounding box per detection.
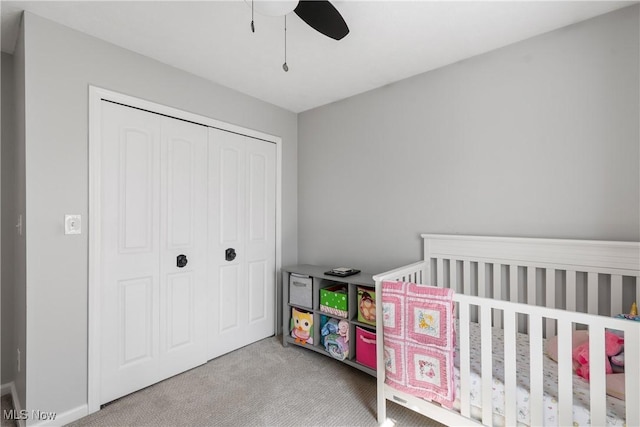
[372,260,426,285]
[374,260,428,425]
[375,277,640,426]
[456,294,640,427]
[424,234,640,336]
[374,234,640,427]
[433,259,639,334]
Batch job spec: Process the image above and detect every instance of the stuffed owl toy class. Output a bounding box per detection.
[291,308,313,345]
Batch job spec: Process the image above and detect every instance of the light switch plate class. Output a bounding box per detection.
[65,214,81,235]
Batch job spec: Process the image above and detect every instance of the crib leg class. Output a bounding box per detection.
[377,379,387,425]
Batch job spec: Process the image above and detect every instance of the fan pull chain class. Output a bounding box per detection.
[282,15,289,72]
[251,0,255,33]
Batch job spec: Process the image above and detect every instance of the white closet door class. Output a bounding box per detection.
[100,102,207,404]
[208,128,276,359]
[158,116,208,379]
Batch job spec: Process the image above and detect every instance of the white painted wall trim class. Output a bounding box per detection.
[87,86,283,414]
[30,405,88,427]
[1,381,26,427]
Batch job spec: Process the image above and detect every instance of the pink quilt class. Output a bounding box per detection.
[381,281,456,408]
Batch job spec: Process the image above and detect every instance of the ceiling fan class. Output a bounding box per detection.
[249,0,349,40]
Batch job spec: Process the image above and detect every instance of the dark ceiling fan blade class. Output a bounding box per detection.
[294,0,349,40]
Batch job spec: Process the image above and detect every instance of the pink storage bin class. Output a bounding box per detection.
[355,326,376,370]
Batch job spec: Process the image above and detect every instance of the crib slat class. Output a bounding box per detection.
[626,327,640,426]
[459,301,471,418]
[480,306,493,425]
[427,258,434,284]
[557,320,573,426]
[478,263,486,298]
[587,272,598,315]
[493,265,502,328]
[526,268,536,335]
[509,266,519,334]
[437,258,444,287]
[463,260,471,295]
[545,269,556,338]
[611,274,623,316]
[503,308,517,426]
[566,271,576,327]
[527,267,536,306]
[450,259,457,292]
[588,325,606,427]
[509,265,518,303]
[529,313,544,427]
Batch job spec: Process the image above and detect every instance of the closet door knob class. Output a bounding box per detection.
[225,248,236,262]
[177,254,188,268]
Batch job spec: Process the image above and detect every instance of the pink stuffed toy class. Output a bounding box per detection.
[572,331,624,381]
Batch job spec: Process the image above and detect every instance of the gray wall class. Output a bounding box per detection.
[20,12,297,418]
[298,5,640,274]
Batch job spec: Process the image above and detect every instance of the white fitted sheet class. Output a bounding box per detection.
[452,321,626,426]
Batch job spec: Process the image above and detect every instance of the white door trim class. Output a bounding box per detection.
[88,86,283,414]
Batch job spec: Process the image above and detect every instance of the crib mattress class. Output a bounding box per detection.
[452,322,626,426]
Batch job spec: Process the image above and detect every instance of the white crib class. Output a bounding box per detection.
[374,234,640,426]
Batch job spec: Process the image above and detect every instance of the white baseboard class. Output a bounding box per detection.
[2,383,88,427]
[1,381,25,427]
[29,404,88,427]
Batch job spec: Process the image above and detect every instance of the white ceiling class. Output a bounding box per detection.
[1,1,636,113]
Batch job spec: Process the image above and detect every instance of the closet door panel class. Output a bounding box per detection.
[101,103,207,404]
[245,137,276,336]
[119,128,154,252]
[166,272,194,349]
[248,260,267,322]
[208,129,276,359]
[158,117,208,379]
[166,138,194,247]
[220,147,242,243]
[219,264,241,331]
[208,129,247,358]
[101,102,161,404]
[120,276,154,365]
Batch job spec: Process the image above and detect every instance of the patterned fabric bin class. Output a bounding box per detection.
[320,285,348,318]
[290,307,314,345]
[357,286,376,326]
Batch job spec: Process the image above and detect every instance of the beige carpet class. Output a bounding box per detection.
[69,336,444,427]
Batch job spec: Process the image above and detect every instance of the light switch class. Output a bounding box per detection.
[65,214,81,235]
